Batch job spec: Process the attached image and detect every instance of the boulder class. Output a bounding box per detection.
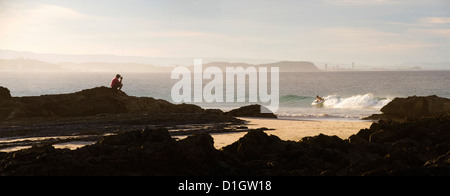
[225,104,277,119]
[364,95,450,120]
[0,86,11,101]
[381,95,450,118]
[223,130,285,160]
[0,87,15,120]
[179,133,217,163]
[300,134,346,149]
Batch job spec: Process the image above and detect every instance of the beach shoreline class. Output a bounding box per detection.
[211,117,373,149]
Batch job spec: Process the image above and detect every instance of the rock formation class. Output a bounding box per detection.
[364,95,450,120]
[0,87,14,120]
[0,86,205,120]
[1,116,448,176]
[225,104,277,119]
[0,87,11,100]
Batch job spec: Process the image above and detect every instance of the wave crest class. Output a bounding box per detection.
[323,94,391,109]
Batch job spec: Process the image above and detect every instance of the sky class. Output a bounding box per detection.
[0,0,449,66]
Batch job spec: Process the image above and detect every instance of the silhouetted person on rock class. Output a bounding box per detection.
[111,74,123,90]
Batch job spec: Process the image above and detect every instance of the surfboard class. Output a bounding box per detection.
[311,99,325,105]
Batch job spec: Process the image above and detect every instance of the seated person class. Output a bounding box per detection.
[111,74,123,90]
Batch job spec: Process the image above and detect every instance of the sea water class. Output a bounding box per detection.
[2,70,449,120]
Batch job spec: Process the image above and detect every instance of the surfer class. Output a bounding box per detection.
[111,74,123,90]
[312,95,325,106]
[316,95,324,102]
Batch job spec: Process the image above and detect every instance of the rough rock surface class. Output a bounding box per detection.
[225,104,277,119]
[0,86,205,120]
[0,127,233,176]
[0,87,14,120]
[1,116,448,176]
[0,87,11,100]
[364,95,450,120]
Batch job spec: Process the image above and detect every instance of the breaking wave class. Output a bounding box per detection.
[322,94,392,109]
[279,93,392,109]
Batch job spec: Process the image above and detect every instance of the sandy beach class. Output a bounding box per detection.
[212,118,373,149]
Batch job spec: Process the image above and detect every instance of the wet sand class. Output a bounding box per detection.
[211,118,373,149]
[0,116,373,152]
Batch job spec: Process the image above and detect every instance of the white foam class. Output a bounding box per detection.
[323,94,391,109]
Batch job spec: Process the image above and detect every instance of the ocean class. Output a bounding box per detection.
[2,70,449,120]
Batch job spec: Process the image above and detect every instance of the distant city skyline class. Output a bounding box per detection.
[1,0,449,66]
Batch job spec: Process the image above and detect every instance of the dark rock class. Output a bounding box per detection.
[142,127,173,143]
[223,130,286,161]
[300,134,346,149]
[369,129,393,143]
[0,86,206,120]
[424,151,450,168]
[0,87,15,120]
[1,114,449,176]
[364,95,450,120]
[179,133,217,163]
[348,134,368,145]
[355,128,377,141]
[0,86,11,100]
[225,104,277,119]
[98,127,173,146]
[382,95,450,118]
[205,109,224,115]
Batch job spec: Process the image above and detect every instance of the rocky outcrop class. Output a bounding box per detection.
[225,104,277,119]
[227,116,450,176]
[1,86,281,121]
[0,87,14,120]
[364,95,450,120]
[222,130,287,161]
[0,127,232,176]
[344,117,450,175]
[1,116,448,176]
[0,87,11,100]
[0,86,205,120]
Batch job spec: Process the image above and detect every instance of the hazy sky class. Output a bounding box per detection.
[1,0,449,65]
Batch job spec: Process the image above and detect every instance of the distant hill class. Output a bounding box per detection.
[0,58,173,72]
[1,49,449,71]
[0,57,319,73]
[396,62,450,70]
[0,49,277,66]
[0,58,63,71]
[201,61,320,72]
